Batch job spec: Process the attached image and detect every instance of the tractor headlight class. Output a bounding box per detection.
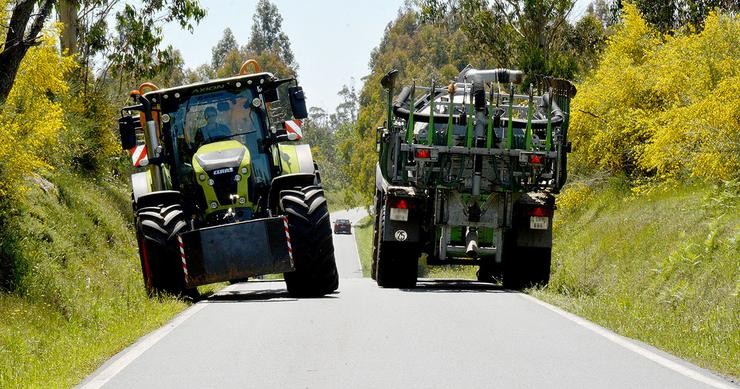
[210,201,218,209]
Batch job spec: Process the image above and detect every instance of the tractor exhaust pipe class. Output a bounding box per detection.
[465,227,478,258]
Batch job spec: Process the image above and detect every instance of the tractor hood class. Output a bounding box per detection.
[194,140,247,172]
[192,140,253,216]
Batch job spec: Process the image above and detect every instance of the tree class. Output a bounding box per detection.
[0,0,55,103]
[491,0,577,83]
[212,28,238,69]
[333,82,359,126]
[246,0,296,68]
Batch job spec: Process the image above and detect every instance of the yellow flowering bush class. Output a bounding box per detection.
[569,4,739,181]
[0,25,77,199]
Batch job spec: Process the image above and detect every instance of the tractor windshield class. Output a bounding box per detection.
[167,88,273,186]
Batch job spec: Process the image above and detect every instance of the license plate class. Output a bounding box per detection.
[389,208,409,221]
[530,216,549,230]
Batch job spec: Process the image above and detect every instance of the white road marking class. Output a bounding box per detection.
[77,302,208,389]
[520,293,737,389]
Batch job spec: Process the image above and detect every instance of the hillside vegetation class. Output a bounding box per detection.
[0,173,186,387]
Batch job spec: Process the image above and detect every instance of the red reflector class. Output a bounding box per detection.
[530,154,542,164]
[528,207,553,217]
[415,148,431,159]
[389,198,413,209]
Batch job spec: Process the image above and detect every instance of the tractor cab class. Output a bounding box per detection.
[150,81,274,224]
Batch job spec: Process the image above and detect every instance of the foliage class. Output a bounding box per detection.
[0,27,76,200]
[246,0,296,68]
[211,28,238,69]
[569,5,739,181]
[634,0,738,33]
[108,2,204,81]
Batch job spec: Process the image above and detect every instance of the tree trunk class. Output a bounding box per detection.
[0,0,55,103]
[58,0,79,56]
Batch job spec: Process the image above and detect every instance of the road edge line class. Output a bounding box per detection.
[77,302,208,389]
[519,293,737,389]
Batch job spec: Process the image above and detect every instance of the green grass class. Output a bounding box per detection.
[534,177,739,378]
[354,216,374,277]
[0,173,186,388]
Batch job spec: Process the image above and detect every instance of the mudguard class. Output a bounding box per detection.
[276,144,314,174]
[131,171,152,204]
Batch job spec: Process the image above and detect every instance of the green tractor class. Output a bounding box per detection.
[373,67,576,289]
[118,59,338,298]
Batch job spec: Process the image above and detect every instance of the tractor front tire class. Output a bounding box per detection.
[136,203,195,298]
[281,186,339,297]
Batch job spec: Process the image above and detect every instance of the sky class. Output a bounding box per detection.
[161,0,407,113]
[161,0,592,114]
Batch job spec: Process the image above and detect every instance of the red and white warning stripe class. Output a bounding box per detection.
[177,235,189,282]
[282,216,294,265]
[129,144,148,167]
[283,119,303,141]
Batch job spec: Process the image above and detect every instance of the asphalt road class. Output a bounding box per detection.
[80,209,737,389]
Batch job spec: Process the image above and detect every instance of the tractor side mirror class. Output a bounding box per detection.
[288,86,308,119]
[118,115,139,150]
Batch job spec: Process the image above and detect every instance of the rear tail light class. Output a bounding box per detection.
[529,154,544,164]
[388,197,413,221]
[389,198,409,209]
[527,206,553,217]
[415,148,431,159]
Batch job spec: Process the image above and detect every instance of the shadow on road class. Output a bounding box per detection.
[203,288,296,303]
[402,279,511,293]
[201,285,340,303]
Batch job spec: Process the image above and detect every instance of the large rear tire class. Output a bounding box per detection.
[281,185,339,297]
[375,205,419,288]
[136,203,196,298]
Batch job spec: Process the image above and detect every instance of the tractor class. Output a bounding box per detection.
[118,59,338,298]
[373,67,576,289]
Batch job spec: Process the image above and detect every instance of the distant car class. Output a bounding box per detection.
[333,219,352,234]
